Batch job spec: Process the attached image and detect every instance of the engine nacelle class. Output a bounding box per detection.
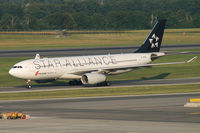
[81,73,106,85]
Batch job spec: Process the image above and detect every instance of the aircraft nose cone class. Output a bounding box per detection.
[9,68,19,78]
[9,69,14,76]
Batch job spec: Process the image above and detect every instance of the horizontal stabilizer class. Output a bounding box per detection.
[187,56,198,63]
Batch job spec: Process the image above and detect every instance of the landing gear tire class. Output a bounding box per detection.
[26,85,32,89]
[97,81,110,86]
[69,80,82,86]
[26,80,32,89]
[105,81,110,86]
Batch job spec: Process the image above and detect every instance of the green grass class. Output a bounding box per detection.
[0,54,199,87]
[0,28,200,50]
[0,84,200,100]
[168,48,200,52]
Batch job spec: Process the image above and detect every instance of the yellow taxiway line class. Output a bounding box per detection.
[189,112,200,115]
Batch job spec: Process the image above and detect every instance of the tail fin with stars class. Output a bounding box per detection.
[135,19,166,53]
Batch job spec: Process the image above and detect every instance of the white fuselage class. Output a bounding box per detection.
[9,53,152,80]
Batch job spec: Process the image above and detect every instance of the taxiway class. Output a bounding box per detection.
[0,77,200,93]
[0,44,200,57]
[0,93,200,133]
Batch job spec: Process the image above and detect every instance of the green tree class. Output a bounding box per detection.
[90,13,106,29]
[45,13,76,29]
[73,13,91,29]
[0,0,200,30]
[0,14,22,29]
[192,14,200,28]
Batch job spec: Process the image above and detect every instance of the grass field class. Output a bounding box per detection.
[0,28,200,50]
[169,48,200,52]
[0,54,199,87]
[0,84,200,100]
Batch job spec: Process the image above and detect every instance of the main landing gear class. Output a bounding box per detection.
[83,81,111,87]
[26,80,32,89]
[97,81,110,86]
[69,80,110,86]
[69,80,82,86]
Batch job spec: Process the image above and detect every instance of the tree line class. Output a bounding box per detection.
[0,0,199,30]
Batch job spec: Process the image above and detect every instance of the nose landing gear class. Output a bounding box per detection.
[26,80,32,89]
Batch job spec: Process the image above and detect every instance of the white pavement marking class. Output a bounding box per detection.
[184,103,200,108]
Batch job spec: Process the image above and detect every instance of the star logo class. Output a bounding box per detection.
[149,34,159,48]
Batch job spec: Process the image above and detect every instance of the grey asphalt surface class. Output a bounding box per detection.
[0,77,200,93]
[1,93,200,133]
[0,44,200,57]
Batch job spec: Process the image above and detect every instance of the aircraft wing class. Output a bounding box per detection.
[72,56,198,75]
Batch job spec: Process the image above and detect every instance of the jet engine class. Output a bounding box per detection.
[81,73,106,85]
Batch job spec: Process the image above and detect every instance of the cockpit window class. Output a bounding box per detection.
[13,66,23,68]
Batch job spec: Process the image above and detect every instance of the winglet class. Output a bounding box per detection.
[35,53,40,59]
[187,56,198,63]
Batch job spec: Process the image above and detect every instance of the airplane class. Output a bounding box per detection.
[8,19,197,89]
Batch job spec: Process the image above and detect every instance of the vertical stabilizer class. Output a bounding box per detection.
[35,54,40,59]
[135,19,166,53]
